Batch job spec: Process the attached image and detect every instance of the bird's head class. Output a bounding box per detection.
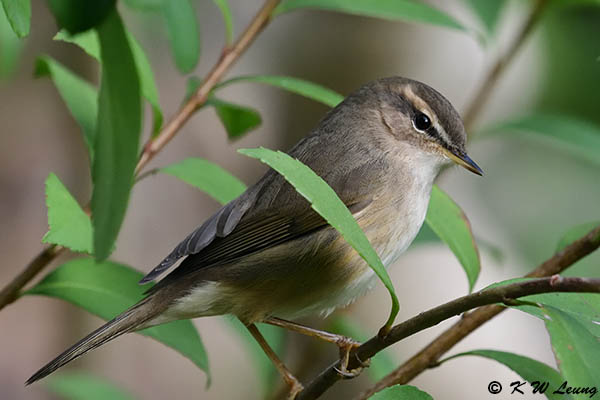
[369,77,483,176]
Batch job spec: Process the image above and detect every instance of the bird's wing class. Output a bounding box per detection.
[140,153,382,285]
[143,196,371,295]
[139,179,266,284]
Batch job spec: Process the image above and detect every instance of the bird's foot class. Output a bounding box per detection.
[285,376,304,399]
[335,337,367,378]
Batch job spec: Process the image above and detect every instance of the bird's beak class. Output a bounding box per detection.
[443,147,483,176]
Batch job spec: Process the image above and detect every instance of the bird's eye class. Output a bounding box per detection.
[413,112,431,132]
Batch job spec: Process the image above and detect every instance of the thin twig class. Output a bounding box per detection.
[0,0,282,312]
[297,225,600,400]
[0,245,63,307]
[135,0,281,175]
[462,0,548,134]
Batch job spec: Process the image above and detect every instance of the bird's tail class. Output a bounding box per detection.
[26,296,161,385]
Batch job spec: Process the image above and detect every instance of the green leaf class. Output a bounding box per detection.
[55,29,163,136]
[185,75,202,102]
[162,0,200,73]
[425,185,480,292]
[218,75,344,108]
[442,350,568,400]
[542,306,600,389]
[1,0,30,37]
[121,0,200,73]
[122,0,163,11]
[0,7,22,79]
[128,33,162,135]
[208,97,262,140]
[160,158,247,204]
[412,222,439,245]
[46,373,135,400]
[239,147,399,330]
[463,0,506,35]
[42,173,93,253]
[480,113,600,165]
[485,278,600,337]
[47,0,116,34]
[91,10,142,260]
[34,56,98,161]
[212,0,234,45]
[556,222,600,253]
[190,79,264,141]
[274,0,465,31]
[54,30,99,58]
[328,315,396,382]
[514,290,600,338]
[25,258,209,377]
[226,318,286,396]
[369,385,433,400]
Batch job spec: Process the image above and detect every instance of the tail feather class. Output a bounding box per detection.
[26,298,157,385]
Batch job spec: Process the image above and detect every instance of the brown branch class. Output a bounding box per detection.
[0,245,63,307]
[297,225,600,400]
[135,0,281,174]
[0,0,282,312]
[462,0,548,134]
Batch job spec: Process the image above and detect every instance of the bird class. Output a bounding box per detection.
[26,76,482,397]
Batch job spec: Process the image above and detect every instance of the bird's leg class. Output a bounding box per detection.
[264,317,365,377]
[245,323,303,399]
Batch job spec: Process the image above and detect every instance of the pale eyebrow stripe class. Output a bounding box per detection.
[402,86,451,145]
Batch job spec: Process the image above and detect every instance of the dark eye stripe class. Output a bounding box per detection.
[425,126,452,149]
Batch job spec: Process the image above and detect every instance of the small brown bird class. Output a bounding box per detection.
[27,77,482,397]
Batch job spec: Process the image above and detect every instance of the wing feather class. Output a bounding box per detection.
[140,142,386,286]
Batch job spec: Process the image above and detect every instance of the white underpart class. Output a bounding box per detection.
[302,147,444,318]
[148,281,223,326]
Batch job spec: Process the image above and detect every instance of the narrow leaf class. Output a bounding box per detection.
[42,173,92,253]
[329,315,396,382]
[542,306,600,389]
[219,75,344,108]
[556,222,600,253]
[226,318,286,396]
[24,259,210,377]
[160,158,247,204]
[369,385,433,400]
[91,9,142,260]
[128,32,162,135]
[212,0,234,45]
[1,0,30,37]
[239,147,399,329]
[490,277,600,339]
[162,0,200,73]
[442,350,568,400]
[46,373,135,400]
[47,0,116,34]
[0,7,22,78]
[480,113,600,165]
[121,0,200,73]
[463,0,506,35]
[209,97,262,139]
[55,29,163,135]
[274,0,465,31]
[122,0,162,11]
[34,56,97,161]
[185,75,202,102]
[425,185,480,291]
[54,30,99,58]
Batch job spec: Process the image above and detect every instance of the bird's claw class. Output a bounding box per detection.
[285,377,304,399]
[334,336,369,378]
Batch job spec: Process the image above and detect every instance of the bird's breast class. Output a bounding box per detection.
[361,178,433,269]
